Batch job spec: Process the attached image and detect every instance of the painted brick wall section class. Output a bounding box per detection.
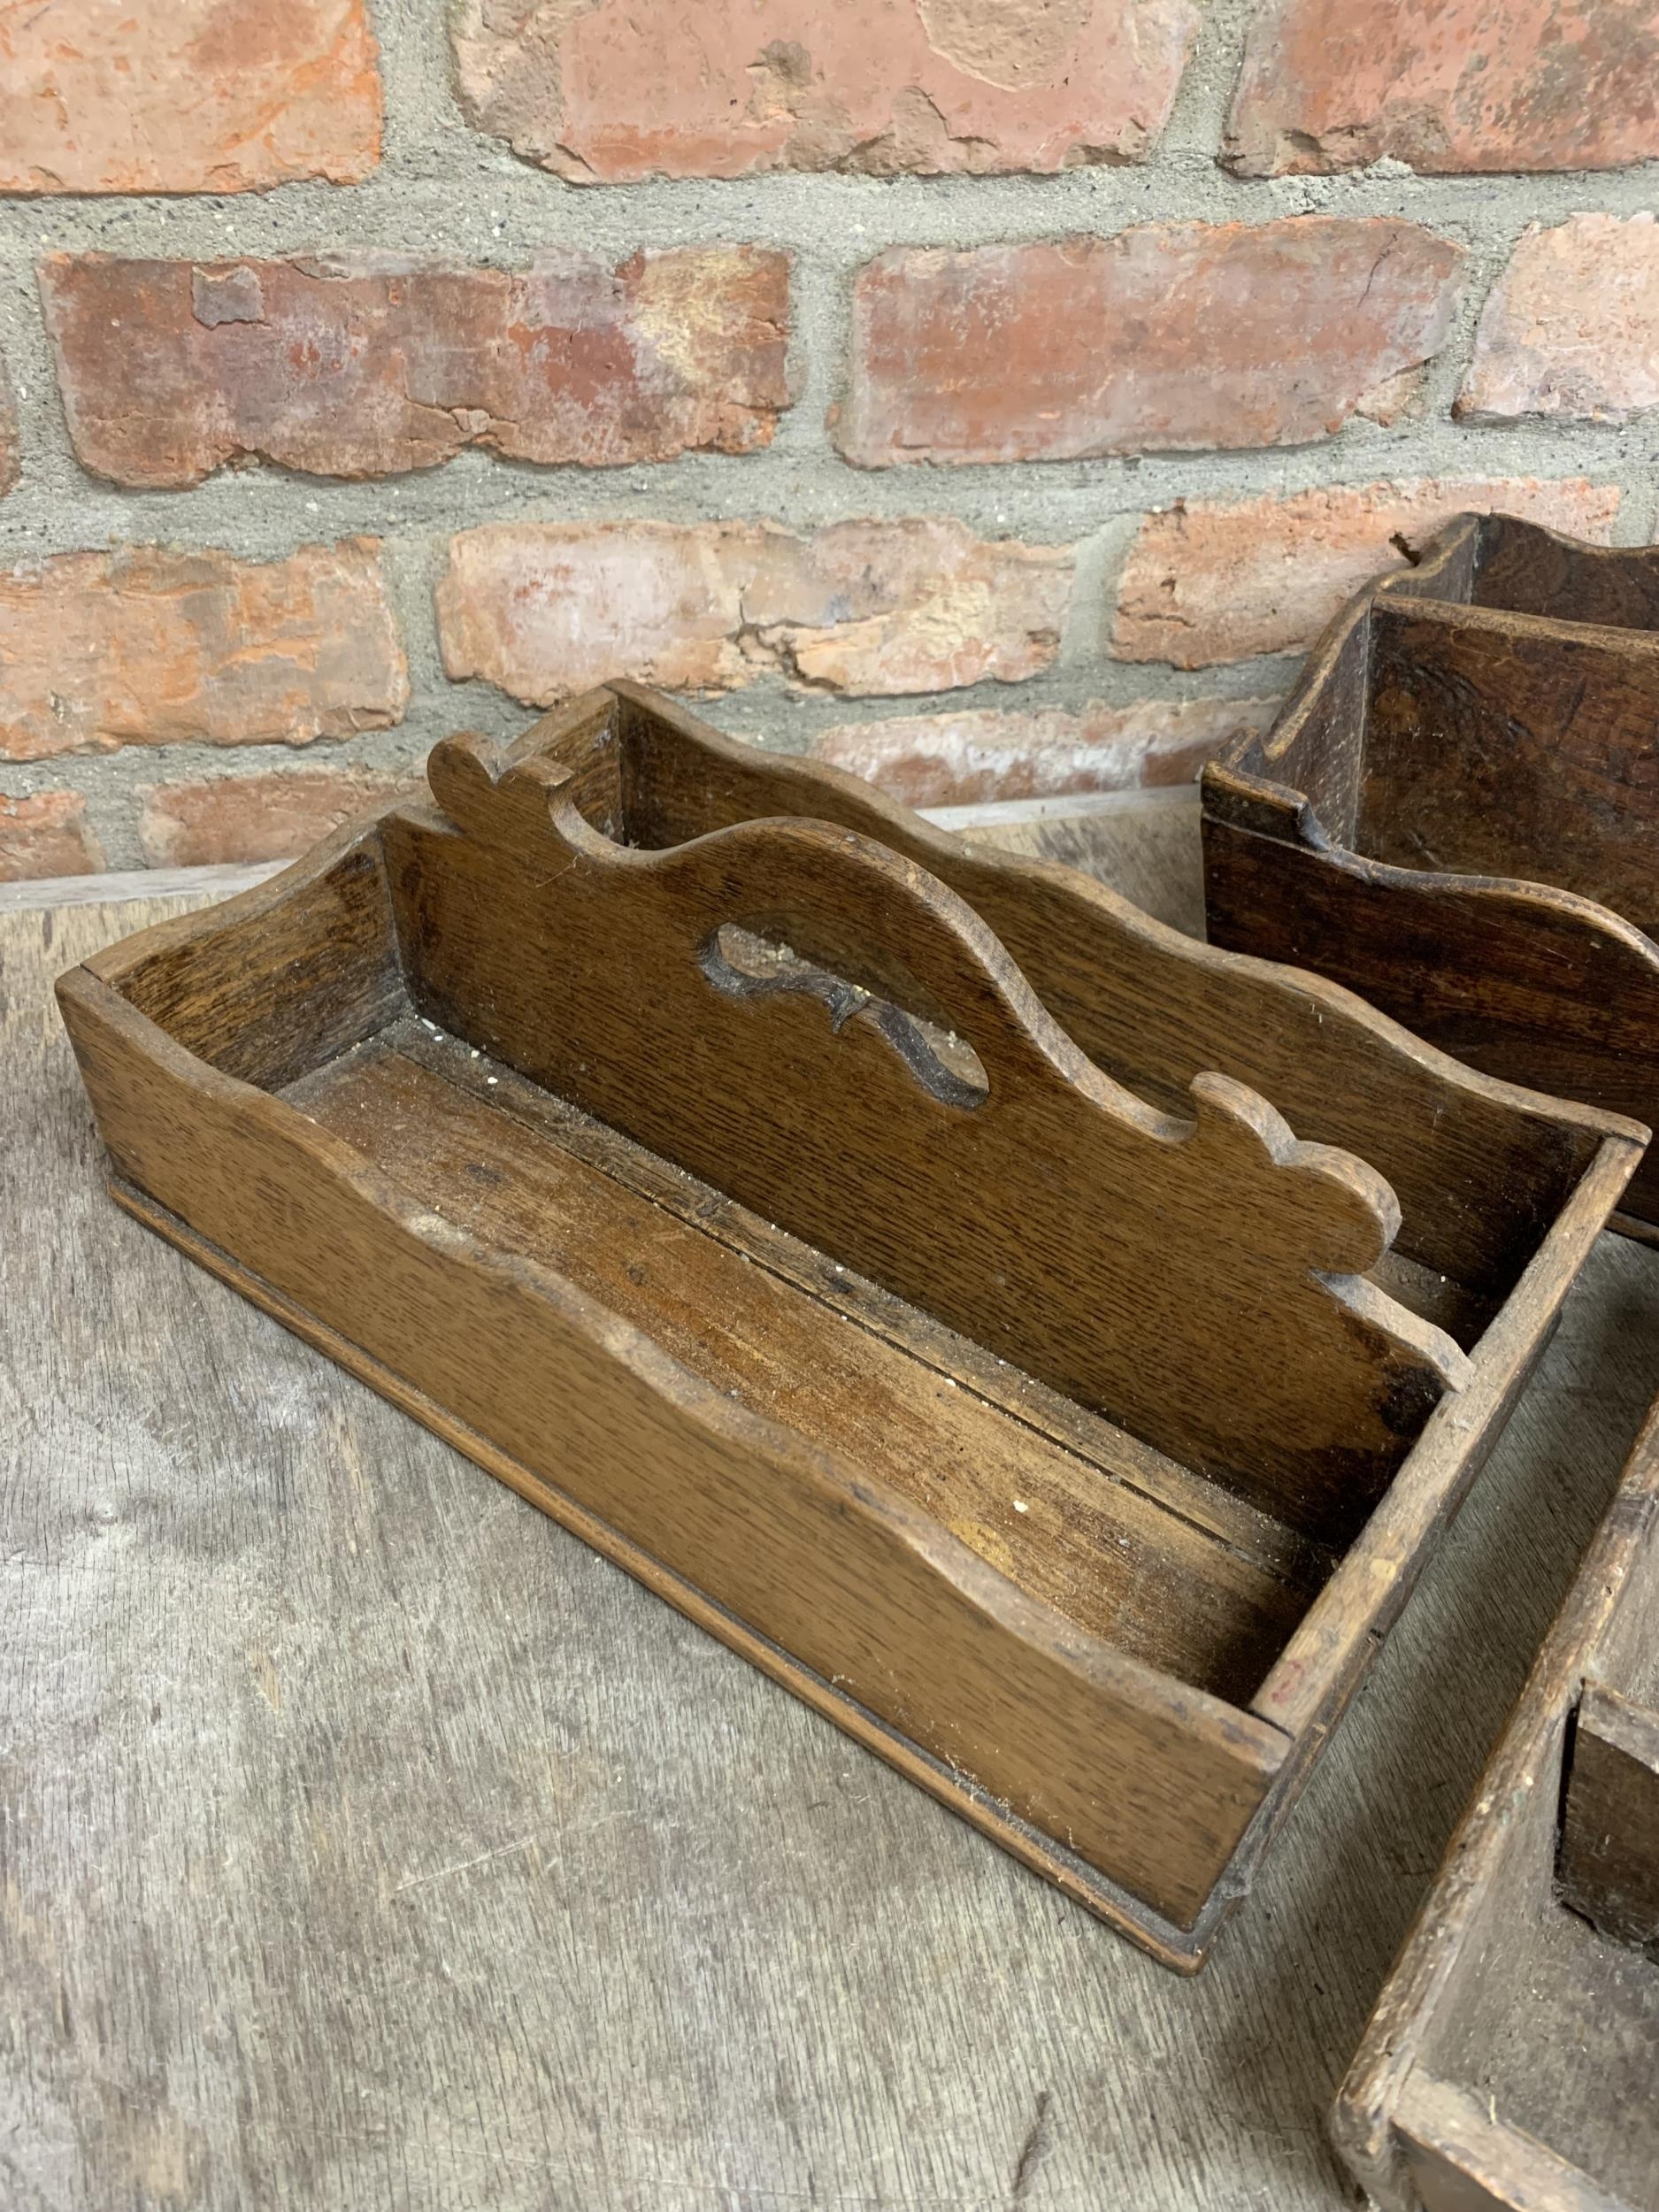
[137,768,419,868]
[808,700,1278,810]
[0,793,103,880]
[1460,215,1659,423]
[2,1,1657,876]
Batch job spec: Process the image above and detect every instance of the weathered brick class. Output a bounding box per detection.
[810,697,1276,809]
[437,519,1073,703]
[0,541,407,763]
[1225,0,1659,177]
[41,250,790,488]
[452,0,1198,180]
[1113,478,1623,668]
[835,220,1464,466]
[0,0,381,194]
[1460,215,1659,424]
[138,767,418,868]
[0,791,102,881]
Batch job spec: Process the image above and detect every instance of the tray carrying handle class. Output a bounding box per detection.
[431,730,1088,1113]
[412,729,1471,1531]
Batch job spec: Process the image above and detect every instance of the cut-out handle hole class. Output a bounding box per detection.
[699,924,988,1111]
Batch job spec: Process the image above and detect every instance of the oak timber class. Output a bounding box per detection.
[12,809,1659,2209]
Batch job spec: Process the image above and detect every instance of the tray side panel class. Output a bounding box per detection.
[1202,817,1659,1227]
[57,966,1290,1936]
[1557,1682,1659,1958]
[1468,516,1659,634]
[102,1171,1256,1978]
[1362,603,1659,929]
[284,1027,1317,1704]
[1393,2079,1638,2212]
[85,829,406,1092]
[1248,1133,1632,1747]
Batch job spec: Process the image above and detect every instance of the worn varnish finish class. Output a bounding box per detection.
[54,689,1640,1965]
[1204,512,1659,1233]
[1334,1398,1659,2212]
[13,826,1659,2210]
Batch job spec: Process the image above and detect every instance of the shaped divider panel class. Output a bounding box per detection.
[381,732,1471,1542]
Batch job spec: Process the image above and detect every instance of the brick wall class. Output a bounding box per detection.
[1,0,1655,879]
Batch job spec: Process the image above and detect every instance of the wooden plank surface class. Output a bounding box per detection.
[7,791,1659,2211]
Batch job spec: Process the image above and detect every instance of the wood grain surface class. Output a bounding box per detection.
[387,725,1473,1527]
[9,802,1659,2211]
[1203,512,1659,1231]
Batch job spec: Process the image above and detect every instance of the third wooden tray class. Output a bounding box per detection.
[1334,1393,1659,2210]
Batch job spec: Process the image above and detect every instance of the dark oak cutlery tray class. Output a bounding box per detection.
[57,680,1642,1969]
[1336,1395,1659,2212]
[1204,511,1659,1235]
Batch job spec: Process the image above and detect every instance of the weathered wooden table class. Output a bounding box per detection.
[7,791,1658,2212]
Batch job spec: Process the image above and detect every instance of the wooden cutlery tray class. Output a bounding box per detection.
[57,681,1641,1970]
[1335,1394,1659,2211]
[1203,511,1659,1235]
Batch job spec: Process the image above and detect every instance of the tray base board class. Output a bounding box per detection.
[110,1171,1239,1972]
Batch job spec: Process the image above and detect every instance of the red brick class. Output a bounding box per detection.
[451,0,1199,180]
[0,541,407,763]
[809,697,1276,809]
[1460,215,1659,424]
[1112,478,1623,668]
[0,0,381,194]
[40,250,790,488]
[138,767,418,868]
[834,220,1464,466]
[0,791,103,881]
[437,519,1073,703]
[1225,0,1659,177]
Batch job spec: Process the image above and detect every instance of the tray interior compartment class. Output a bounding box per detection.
[277,1008,1333,1709]
[104,786,1578,1573]
[1405,1516,1659,2207]
[96,775,1602,1721]
[1352,595,1659,931]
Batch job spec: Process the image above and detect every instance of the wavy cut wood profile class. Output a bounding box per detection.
[56,684,1642,1968]
[1203,511,1659,1235]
